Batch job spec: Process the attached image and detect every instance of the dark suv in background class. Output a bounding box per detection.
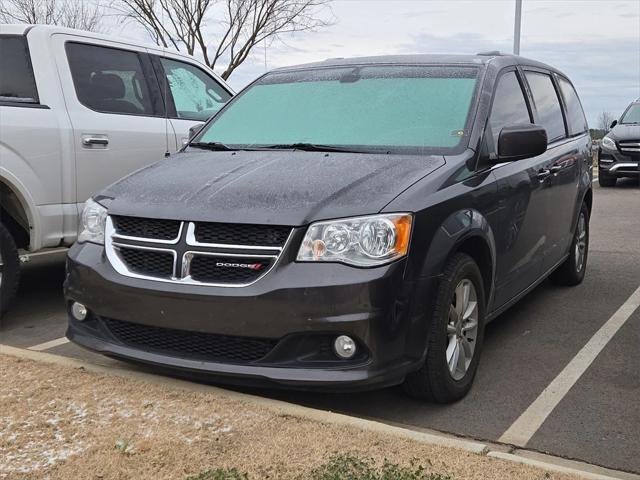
[598,98,640,187]
[65,53,592,403]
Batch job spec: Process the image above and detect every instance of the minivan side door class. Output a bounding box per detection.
[488,69,553,308]
[52,34,175,206]
[522,68,585,274]
[149,53,233,146]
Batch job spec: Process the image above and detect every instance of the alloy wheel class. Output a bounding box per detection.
[446,279,479,380]
[575,212,587,272]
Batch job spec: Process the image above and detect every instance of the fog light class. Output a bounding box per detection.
[71,302,88,321]
[334,335,356,359]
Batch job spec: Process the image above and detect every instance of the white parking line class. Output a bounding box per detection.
[27,337,70,351]
[499,285,640,447]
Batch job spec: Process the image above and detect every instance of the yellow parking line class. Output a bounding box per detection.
[27,337,70,351]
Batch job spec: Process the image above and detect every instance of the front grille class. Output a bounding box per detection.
[189,255,274,284]
[103,318,277,363]
[194,222,291,247]
[112,216,181,240]
[106,216,291,286]
[619,141,640,156]
[118,247,174,278]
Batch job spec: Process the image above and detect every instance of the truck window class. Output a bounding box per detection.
[488,71,532,148]
[557,77,588,135]
[66,42,154,116]
[159,57,231,122]
[525,71,566,143]
[0,36,39,104]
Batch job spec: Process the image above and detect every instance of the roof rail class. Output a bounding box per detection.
[476,50,506,56]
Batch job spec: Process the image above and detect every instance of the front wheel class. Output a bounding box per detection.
[598,174,616,187]
[403,253,486,403]
[550,203,589,286]
[0,221,20,315]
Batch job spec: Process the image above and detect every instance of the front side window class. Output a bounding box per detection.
[160,58,231,121]
[620,103,640,124]
[558,77,588,135]
[195,65,480,153]
[0,36,39,103]
[525,71,566,143]
[66,42,154,116]
[488,71,531,148]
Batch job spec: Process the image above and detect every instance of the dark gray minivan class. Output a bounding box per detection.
[65,53,592,403]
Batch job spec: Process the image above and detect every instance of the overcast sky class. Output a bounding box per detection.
[113,0,640,127]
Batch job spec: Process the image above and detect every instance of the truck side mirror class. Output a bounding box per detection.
[497,124,547,162]
[188,123,204,141]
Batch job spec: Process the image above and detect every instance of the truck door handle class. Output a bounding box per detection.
[82,136,109,147]
[537,168,551,180]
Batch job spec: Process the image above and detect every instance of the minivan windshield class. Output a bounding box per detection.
[620,103,640,124]
[194,65,480,154]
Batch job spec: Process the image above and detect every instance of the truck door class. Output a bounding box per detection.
[149,53,233,147]
[51,34,177,205]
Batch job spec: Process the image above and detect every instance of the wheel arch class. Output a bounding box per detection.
[419,208,497,307]
[0,173,37,250]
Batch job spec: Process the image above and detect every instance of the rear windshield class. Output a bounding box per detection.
[620,103,640,124]
[195,65,480,154]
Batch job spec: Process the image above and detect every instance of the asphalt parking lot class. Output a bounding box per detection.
[1,178,639,476]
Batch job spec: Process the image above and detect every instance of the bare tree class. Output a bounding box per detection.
[114,0,333,79]
[0,0,105,31]
[598,111,616,132]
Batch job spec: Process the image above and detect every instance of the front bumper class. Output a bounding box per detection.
[65,242,429,391]
[598,147,639,178]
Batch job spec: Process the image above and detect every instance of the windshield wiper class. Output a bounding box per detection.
[189,141,234,151]
[259,142,367,153]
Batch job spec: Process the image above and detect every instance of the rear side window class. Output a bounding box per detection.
[558,77,587,135]
[488,71,531,148]
[159,57,231,121]
[525,71,566,143]
[66,42,154,116]
[0,36,39,103]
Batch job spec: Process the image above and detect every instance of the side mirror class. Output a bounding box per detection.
[497,124,547,161]
[610,120,617,129]
[188,123,205,141]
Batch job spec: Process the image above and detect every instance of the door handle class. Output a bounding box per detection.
[82,136,109,147]
[549,165,562,174]
[537,168,551,180]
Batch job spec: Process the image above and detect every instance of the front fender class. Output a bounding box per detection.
[418,208,497,303]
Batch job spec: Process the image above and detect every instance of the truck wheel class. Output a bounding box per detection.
[0,221,20,315]
[403,253,486,403]
[598,174,616,187]
[550,203,589,286]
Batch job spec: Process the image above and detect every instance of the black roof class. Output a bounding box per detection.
[273,53,567,77]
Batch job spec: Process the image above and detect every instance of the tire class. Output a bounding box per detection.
[0,221,20,315]
[550,203,589,286]
[598,174,616,187]
[403,253,486,403]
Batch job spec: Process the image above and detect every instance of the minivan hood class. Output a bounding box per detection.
[102,149,445,226]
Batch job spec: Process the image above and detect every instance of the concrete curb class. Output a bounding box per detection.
[2,343,638,480]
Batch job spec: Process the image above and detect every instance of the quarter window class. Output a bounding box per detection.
[66,42,154,116]
[0,36,39,103]
[558,77,587,135]
[488,71,531,148]
[525,71,566,142]
[159,58,231,122]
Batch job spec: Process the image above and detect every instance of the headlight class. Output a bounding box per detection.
[297,213,412,267]
[601,135,617,150]
[78,198,107,244]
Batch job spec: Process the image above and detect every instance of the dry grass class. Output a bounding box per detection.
[0,353,579,480]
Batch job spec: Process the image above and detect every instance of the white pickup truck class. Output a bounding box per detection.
[0,24,234,313]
